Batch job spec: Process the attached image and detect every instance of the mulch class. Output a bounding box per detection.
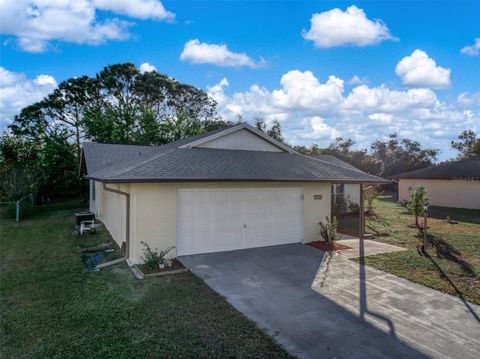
[138,259,185,275]
[307,241,352,251]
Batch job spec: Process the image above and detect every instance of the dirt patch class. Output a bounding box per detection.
[138,259,185,275]
[307,241,352,251]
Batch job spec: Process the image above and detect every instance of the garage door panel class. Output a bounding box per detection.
[177,188,303,256]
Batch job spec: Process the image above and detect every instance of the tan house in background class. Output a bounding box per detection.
[81,123,387,264]
[391,157,480,210]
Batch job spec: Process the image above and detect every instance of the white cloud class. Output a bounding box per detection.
[93,0,174,21]
[343,85,438,112]
[302,5,394,48]
[271,71,344,111]
[348,75,368,85]
[395,49,451,89]
[208,69,477,158]
[296,117,339,140]
[0,0,174,52]
[461,38,480,56]
[457,92,480,107]
[139,62,157,74]
[0,67,57,129]
[180,39,265,68]
[368,113,394,123]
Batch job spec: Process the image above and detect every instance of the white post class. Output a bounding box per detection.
[16,201,20,222]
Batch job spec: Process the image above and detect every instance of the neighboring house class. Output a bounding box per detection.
[80,123,387,264]
[391,157,480,210]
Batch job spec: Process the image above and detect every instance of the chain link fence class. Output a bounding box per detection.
[0,194,34,222]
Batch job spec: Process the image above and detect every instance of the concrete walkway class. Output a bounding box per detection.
[180,244,480,359]
[336,239,408,258]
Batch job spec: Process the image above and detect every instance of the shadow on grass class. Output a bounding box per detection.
[424,234,475,275]
[427,206,480,225]
[424,251,480,323]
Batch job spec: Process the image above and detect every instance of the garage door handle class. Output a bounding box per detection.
[244,224,247,228]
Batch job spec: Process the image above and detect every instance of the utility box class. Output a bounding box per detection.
[75,211,95,226]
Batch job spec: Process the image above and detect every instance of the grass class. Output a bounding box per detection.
[360,195,480,305]
[0,202,291,358]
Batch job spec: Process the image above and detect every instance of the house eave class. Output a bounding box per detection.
[86,176,390,184]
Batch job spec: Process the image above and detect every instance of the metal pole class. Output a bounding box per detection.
[423,205,428,250]
[359,184,364,239]
[16,201,20,222]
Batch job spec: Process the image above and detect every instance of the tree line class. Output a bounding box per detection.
[1,63,479,202]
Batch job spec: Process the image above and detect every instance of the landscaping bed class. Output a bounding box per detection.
[308,241,352,251]
[137,259,187,276]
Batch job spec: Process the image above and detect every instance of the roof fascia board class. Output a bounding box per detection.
[86,176,390,184]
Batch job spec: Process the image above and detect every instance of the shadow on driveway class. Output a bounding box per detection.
[181,244,479,358]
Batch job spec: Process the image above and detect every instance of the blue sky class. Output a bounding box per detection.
[1,1,479,160]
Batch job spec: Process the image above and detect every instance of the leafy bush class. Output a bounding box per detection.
[407,186,429,227]
[140,241,175,270]
[365,185,383,214]
[319,216,338,243]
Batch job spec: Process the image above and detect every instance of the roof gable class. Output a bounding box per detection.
[179,123,294,153]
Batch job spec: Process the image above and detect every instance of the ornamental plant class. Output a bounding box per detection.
[319,216,338,243]
[141,241,174,270]
[407,185,429,227]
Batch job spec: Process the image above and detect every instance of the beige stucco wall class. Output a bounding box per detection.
[90,181,129,249]
[398,179,480,210]
[126,182,331,264]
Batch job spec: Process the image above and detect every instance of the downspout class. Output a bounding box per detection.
[97,183,130,269]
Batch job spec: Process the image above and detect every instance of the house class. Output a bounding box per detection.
[80,123,387,264]
[391,156,480,210]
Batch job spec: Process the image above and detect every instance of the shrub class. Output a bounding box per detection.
[319,216,338,243]
[407,186,429,227]
[140,241,175,270]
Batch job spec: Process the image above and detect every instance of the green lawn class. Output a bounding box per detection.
[361,196,480,305]
[0,202,291,358]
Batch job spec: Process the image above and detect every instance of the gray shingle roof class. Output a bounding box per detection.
[82,125,387,183]
[391,157,480,180]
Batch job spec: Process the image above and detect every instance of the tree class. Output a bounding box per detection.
[5,63,225,200]
[255,118,285,143]
[451,130,480,159]
[10,77,98,160]
[371,134,439,177]
[407,186,429,227]
[83,63,217,145]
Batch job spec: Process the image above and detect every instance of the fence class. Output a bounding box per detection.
[0,194,34,222]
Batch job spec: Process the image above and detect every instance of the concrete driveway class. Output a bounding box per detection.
[180,244,480,359]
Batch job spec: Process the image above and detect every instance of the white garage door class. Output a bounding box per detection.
[176,188,303,256]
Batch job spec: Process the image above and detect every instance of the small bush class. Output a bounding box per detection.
[140,241,174,270]
[407,186,429,227]
[319,216,338,243]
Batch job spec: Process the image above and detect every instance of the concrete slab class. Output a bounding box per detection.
[180,244,480,359]
[336,239,408,258]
